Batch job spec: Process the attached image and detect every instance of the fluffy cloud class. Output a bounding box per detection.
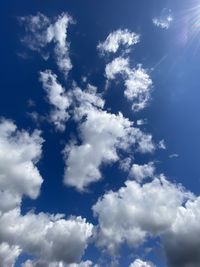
[20,12,73,76]
[129,162,155,182]
[162,197,200,267]
[0,119,93,266]
[97,29,139,54]
[39,70,71,131]
[129,259,155,267]
[0,118,43,213]
[0,242,21,267]
[0,209,93,265]
[105,57,152,111]
[69,84,105,121]
[93,176,190,254]
[105,57,129,80]
[63,91,155,191]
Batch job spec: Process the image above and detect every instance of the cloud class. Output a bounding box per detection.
[105,57,129,79]
[63,87,155,191]
[22,260,97,267]
[0,209,93,265]
[169,153,179,159]
[68,84,105,121]
[0,242,21,267]
[93,176,191,254]
[162,197,200,267]
[129,162,155,182]
[105,57,152,111]
[39,70,71,131]
[97,29,140,54]
[20,12,73,76]
[119,157,132,172]
[158,139,166,150]
[129,259,155,267]
[0,119,93,266]
[152,9,173,29]
[0,118,43,213]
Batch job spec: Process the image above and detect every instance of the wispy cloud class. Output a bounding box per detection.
[153,9,173,29]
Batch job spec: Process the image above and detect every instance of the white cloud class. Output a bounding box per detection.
[152,9,173,29]
[64,103,155,191]
[129,162,155,182]
[39,70,71,131]
[162,197,200,267]
[97,29,140,54]
[129,259,155,267]
[125,66,152,111]
[0,209,93,265]
[0,118,93,266]
[105,57,152,111]
[0,242,21,267]
[105,57,129,80]
[20,13,73,76]
[0,118,43,213]
[158,139,166,150]
[93,176,191,254]
[69,84,105,121]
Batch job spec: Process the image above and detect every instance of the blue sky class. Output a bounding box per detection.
[1,0,200,267]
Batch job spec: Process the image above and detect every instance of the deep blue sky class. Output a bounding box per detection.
[1,1,200,266]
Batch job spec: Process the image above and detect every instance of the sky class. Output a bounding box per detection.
[1,0,200,266]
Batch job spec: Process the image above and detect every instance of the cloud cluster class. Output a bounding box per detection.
[63,85,154,191]
[0,210,93,265]
[97,29,140,54]
[93,176,191,254]
[105,57,152,111]
[93,172,200,267]
[0,119,93,266]
[39,70,71,131]
[16,13,200,267]
[20,12,73,76]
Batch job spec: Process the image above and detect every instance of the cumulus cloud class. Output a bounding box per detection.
[0,209,93,265]
[97,29,140,54]
[93,176,191,254]
[63,89,155,191]
[162,197,200,267]
[129,162,155,182]
[39,70,71,131]
[20,12,73,76]
[152,9,173,29]
[0,242,21,267]
[0,119,93,266]
[105,57,152,111]
[69,84,105,121]
[129,259,155,267]
[0,118,43,213]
